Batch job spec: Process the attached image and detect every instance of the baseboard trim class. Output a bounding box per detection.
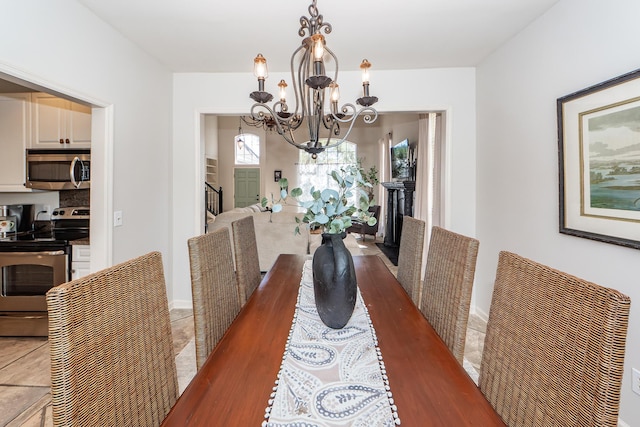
[169,299,193,310]
[470,306,489,323]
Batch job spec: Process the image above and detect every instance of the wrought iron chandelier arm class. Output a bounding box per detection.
[331,103,378,125]
[295,49,311,120]
[249,103,321,153]
[249,103,297,146]
[322,112,339,132]
[323,45,339,85]
[315,105,379,150]
[286,44,306,121]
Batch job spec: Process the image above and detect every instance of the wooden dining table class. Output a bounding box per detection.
[161,254,506,426]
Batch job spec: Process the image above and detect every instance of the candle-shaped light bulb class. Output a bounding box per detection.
[360,59,372,98]
[278,79,288,102]
[329,82,340,113]
[330,82,340,102]
[254,54,268,79]
[311,34,325,61]
[360,59,371,84]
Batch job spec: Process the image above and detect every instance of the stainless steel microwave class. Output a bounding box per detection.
[25,149,90,190]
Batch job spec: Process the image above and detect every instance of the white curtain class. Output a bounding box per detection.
[413,112,443,277]
[376,133,391,237]
[413,114,431,222]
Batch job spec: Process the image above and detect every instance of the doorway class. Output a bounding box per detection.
[0,70,113,273]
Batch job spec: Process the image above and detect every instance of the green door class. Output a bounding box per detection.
[234,168,260,208]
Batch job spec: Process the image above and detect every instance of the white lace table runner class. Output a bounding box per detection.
[263,260,401,427]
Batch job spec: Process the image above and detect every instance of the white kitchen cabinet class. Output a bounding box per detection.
[31,93,91,148]
[0,93,32,192]
[71,244,91,280]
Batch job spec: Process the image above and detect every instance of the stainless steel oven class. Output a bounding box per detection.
[0,247,70,336]
[0,205,89,336]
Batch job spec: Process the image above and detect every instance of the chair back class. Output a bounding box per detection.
[232,215,262,305]
[479,251,631,427]
[396,216,426,306]
[188,228,242,370]
[420,226,478,363]
[46,251,179,427]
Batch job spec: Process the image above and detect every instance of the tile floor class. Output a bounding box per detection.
[0,236,486,426]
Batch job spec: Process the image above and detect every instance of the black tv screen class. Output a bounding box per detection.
[390,139,409,180]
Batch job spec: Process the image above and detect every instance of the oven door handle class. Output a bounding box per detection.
[4,250,66,257]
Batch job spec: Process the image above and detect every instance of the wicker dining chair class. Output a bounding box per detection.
[188,228,242,370]
[396,216,426,307]
[420,226,479,364]
[479,251,631,427]
[232,215,262,305]
[46,251,179,427]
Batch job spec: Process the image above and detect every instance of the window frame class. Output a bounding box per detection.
[297,141,358,204]
[234,132,260,165]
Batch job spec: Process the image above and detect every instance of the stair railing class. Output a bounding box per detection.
[205,182,223,232]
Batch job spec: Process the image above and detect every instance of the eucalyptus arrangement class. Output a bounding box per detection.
[261,165,378,235]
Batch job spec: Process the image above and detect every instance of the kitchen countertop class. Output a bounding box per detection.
[32,221,90,245]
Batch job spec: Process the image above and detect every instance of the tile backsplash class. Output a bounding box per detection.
[59,189,90,207]
[0,189,89,221]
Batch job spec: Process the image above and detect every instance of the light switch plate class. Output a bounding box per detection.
[114,211,123,227]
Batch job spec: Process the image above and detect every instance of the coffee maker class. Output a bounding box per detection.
[0,204,35,236]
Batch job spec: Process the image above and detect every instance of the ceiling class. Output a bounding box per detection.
[76,0,560,74]
[0,0,560,94]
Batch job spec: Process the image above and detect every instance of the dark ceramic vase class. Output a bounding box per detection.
[312,232,357,329]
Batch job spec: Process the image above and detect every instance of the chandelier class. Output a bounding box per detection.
[248,0,379,159]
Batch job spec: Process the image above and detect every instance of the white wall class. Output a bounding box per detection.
[172,67,476,307]
[0,1,173,293]
[476,0,640,423]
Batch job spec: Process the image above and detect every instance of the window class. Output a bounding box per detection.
[235,132,260,165]
[297,141,358,203]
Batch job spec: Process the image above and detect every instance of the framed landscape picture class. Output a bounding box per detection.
[558,68,640,249]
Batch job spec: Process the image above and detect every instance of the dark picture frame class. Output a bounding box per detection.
[558,68,640,249]
[274,170,282,182]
